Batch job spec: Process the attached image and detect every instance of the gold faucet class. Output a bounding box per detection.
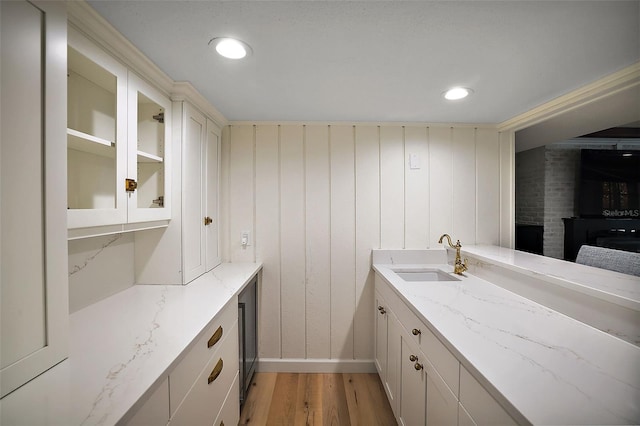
[438,234,468,275]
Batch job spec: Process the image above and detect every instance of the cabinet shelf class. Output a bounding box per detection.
[137,150,163,163]
[67,128,114,158]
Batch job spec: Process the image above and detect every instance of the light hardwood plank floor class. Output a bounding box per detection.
[239,373,397,426]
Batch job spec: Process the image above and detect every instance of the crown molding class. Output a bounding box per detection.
[171,82,228,128]
[66,0,228,126]
[228,121,499,129]
[498,62,640,133]
[67,1,174,96]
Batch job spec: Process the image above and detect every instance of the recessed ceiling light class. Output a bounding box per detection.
[444,87,473,100]
[208,37,251,59]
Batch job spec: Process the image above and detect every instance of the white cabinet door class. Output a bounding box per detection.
[134,102,221,285]
[67,26,128,228]
[205,118,221,271]
[67,28,172,232]
[386,309,401,419]
[0,0,68,398]
[459,366,517,426]
[426,372,458,425]
[374,291,388,377]
[127,72,172,223]
[182,103,207,283]
[399,334,426,426]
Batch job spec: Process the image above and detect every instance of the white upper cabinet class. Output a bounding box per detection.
[135,101,220,285]
[67,27,171,234]
[126,72,171,223]
[1,0,68,398]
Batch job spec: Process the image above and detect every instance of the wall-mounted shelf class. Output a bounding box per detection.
[67,128,114,158]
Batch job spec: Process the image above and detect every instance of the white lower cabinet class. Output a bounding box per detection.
[170,321,239,426]
[375,273,518,426]
[399,335,426,426]
[124,298,240,426]
[375,291,401,418]
[426,371,458,425]
[213,372,240,426]
[459,366,517,426]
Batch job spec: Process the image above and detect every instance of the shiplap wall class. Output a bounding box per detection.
[221,123,508,363]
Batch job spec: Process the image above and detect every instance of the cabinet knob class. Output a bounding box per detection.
[412,328,421,336]
[378,307,386,315]
[204,216,213,226]
[409,354,418,362]
[414,362,424,371]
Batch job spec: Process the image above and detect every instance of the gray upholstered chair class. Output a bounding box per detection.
[575,245,640,277]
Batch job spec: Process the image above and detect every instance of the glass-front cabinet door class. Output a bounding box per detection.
[67,27,127,228]
[127,72,171,223]
[67,27,171,232]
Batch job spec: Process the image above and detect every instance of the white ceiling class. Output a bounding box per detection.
[87,0,639,124]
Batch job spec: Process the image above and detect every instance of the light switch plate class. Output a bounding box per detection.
[409,153,421,169]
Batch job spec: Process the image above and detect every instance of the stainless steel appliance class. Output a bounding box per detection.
[238,276,257,407]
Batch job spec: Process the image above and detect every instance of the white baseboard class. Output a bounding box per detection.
[257,358,376,373]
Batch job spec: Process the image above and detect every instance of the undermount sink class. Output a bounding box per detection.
[392,269,460,282]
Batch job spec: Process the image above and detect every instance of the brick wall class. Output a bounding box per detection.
[515,146,545,226]
[543,147,580,259]
[516,141,639,260]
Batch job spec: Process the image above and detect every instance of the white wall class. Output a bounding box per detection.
[221,123,508,362]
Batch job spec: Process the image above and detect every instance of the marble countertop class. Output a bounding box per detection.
[0,262,262,426]
[461,244,640,311]
[373,249,640,425]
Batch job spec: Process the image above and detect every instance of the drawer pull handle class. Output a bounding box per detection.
[208,358,223,384]
[207,326,223,348]
[412,328,421,336]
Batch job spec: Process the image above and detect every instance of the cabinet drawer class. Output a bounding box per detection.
[169,298,238,415]
[387,286,460,397]
[213,371,240,426]
[170,320,239,426]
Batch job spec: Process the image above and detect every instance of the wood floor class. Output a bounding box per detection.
[239,373,397,426]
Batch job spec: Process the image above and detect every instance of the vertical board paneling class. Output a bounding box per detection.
[229,125,255,262]
[304,125,331,359]
[404,126,429,248]
[280,125,306,358]
[222,122,504,364]
[354,125,380,359]
[476,128,500,245]
[380,126,405,248]
[452,128,476,243]
[429,127,453,245]
[329,125,356,360]
[255,125,281,358]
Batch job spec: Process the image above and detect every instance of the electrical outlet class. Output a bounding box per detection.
[241,230,251,246]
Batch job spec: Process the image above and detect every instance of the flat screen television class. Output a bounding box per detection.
[579,149,640,218]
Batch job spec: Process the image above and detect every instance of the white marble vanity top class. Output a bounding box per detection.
[373,248,640,425]
[0,262,262,426]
